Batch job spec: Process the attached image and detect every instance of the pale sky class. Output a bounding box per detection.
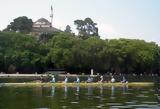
[0,0,160,45]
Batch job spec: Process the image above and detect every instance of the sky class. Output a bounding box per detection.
[0,0,160,45]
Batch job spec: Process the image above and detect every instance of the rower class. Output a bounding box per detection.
[76,76,80,83]
[121,76,128,83]
[51,75,55,83]
[100,75,104,82]
[86,76,93,83]
[64,76,68,83]
[111,76,115,83]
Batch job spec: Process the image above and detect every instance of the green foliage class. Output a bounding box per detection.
[0,31,160,74]
[74,18,99,39]
[64,25,72,33]
[0,32,47,73]
[38,31,61,43]
[3,16,33,33]
[47,32,75,68]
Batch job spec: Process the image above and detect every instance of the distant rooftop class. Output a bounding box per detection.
[31,18,61,36]
[35,18,51,24]
[33,18,52,28]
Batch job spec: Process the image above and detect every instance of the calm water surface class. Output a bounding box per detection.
[0,85,159,109]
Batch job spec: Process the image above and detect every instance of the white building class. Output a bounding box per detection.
[31,18,60,37]
[31,6,61,37]
[33,18,52,28]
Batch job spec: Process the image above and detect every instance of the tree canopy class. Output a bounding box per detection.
[74,18,99,39]
[0,31,159,75]
[0,32,47,73]
[0,16,160,75]
[64,25,72,33]
[3,16,33,33]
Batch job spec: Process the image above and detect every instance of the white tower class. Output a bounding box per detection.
[50,5,53,27]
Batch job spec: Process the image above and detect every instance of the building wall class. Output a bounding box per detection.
[33,21,51,28]
[33,24,51,28]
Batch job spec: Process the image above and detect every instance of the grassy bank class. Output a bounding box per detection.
[0,82,154,87]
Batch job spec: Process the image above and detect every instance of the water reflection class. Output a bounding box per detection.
[99,85,103,95]
[64,85,68,99]
[158,95,160,102]
[157,84,160,102]
[87,86,93,96]
[0,85,160,109]
[0,84,2,88]
[51,86,55,97]
[75,85,80,100]
[33,86,43,97]
[122,85,128,94]
[111,86,115,99]
[76,85,80,93]
[99,85,104,102]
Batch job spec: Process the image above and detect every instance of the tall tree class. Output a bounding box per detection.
[3,16,33,33]
[47,32,75,69]
[74,18,99,39]
[84,18,98,36]
[0,32,47,73]
[65,25,72,33]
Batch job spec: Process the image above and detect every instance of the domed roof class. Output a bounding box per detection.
[35,18,51,24]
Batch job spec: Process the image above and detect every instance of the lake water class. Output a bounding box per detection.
[0,84,159,109]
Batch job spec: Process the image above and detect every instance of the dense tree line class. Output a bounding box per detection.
[0,32,47,73]
[1,16,160,74]
[0,31,160,75]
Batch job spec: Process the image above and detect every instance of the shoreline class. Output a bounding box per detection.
[0,74,48,77]
[0,82,154,87]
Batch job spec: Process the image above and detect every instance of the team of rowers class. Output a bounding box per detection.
[50,75,128,83]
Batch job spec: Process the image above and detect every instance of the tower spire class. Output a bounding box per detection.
[50,5,53,27]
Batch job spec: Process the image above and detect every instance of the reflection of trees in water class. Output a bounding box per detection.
[122,85,128,94]
[33,86,43,97]
[157,84,160,102]
[87,86,93,95]
[158,96,160,102]
[0,83,4,87]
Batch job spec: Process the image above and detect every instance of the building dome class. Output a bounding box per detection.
[33,18,52,28]
[31,17,61,37]
[36,18,51,24]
